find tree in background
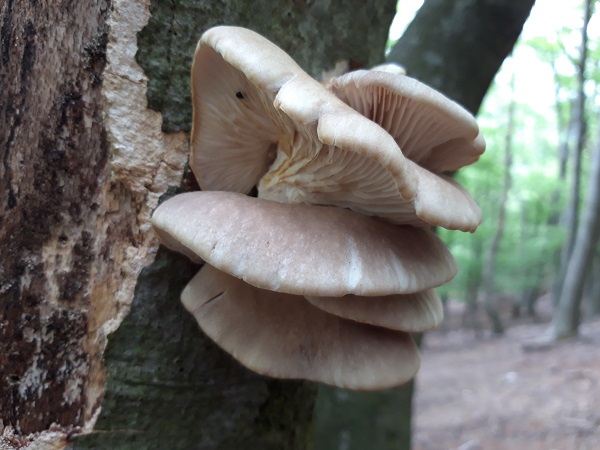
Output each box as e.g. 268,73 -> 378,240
549,0 -> 600,340
480,71 -> 516,336
437,0 -> 600,341
553,0 -> 594,309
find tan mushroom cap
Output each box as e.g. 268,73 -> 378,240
182,264 -> 421,390
325,70 -> 486,173
190,26 -> 482,231
305,289 -> 443,333
190,26 -> 303,194
151,191 -> 457,297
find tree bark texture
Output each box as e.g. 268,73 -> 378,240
387,0 -> 536,115
1,0 -> 113,434
1,0 -> 397,448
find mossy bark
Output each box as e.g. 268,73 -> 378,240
73,1 -> 396,449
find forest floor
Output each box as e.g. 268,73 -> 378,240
412,301 -> 600,450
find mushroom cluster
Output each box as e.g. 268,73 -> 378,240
152,26 -> 485,390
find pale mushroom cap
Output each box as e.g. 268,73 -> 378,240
151,191 -> 458,296
190,26 -> 482,232
412,164 -> 482,232
182,264 -> 421,390
305,289 -> 444,333
325,69 -> 486,172
191,26 -> 414,199
190,26 -> 300,194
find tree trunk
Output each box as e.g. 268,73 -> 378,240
0,0 -> 396,447
461,237 -> 484,335
1,0 -> 115,436
585,251 -> 600,316
517,204 -> 544,320
550,117 -> 600,339
553,0 -> 593,305
313,2 -> 535,448
480,73 -> 515,336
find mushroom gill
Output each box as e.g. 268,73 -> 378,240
151,26 -> 486,389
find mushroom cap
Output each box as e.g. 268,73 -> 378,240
325,69 -> 486,173
190,26 -> 482,232
305,289 -> 444,333
182,264 -> 421,390
151,191 -> 457,297
190,26 -> 303,194
191,26 -> 413,198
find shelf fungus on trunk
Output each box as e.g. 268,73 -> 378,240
151,26 -> 485,390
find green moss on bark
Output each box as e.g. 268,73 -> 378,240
137,0 -> 396,131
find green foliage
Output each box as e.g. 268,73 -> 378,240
441,4 -> 600,302
440,99 -> 567,299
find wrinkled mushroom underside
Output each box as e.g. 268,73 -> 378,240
152,191 -> 458,297
182,264 -> 421,390
190,27 -> 482,231
327,70 -> 486,172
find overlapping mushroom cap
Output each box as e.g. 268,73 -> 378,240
152,26 -> 485,390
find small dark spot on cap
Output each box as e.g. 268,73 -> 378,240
235,91 -> 245,99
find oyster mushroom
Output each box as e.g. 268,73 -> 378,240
190,26 -> 484,231
151,26 -> 486,389
152,191 -> 457,297
181,264 -> 421,390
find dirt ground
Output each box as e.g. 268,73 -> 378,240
412,304 -> 600,450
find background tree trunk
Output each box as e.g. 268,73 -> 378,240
461,238 -> 484,335
1,0 -> 396,448
584,251 -> 600,316
553,0 -> 593,305
480,72 -> 516,336
550,116 -> 600,339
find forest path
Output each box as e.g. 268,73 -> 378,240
413,313 -> 600,450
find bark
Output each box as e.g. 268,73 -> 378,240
314,383 -> 415,450
0,0 -> 396,448
550,118 -> 600,339
387,0 -> 536,114
314,332 -> 423,450
1,0 -> 113,434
